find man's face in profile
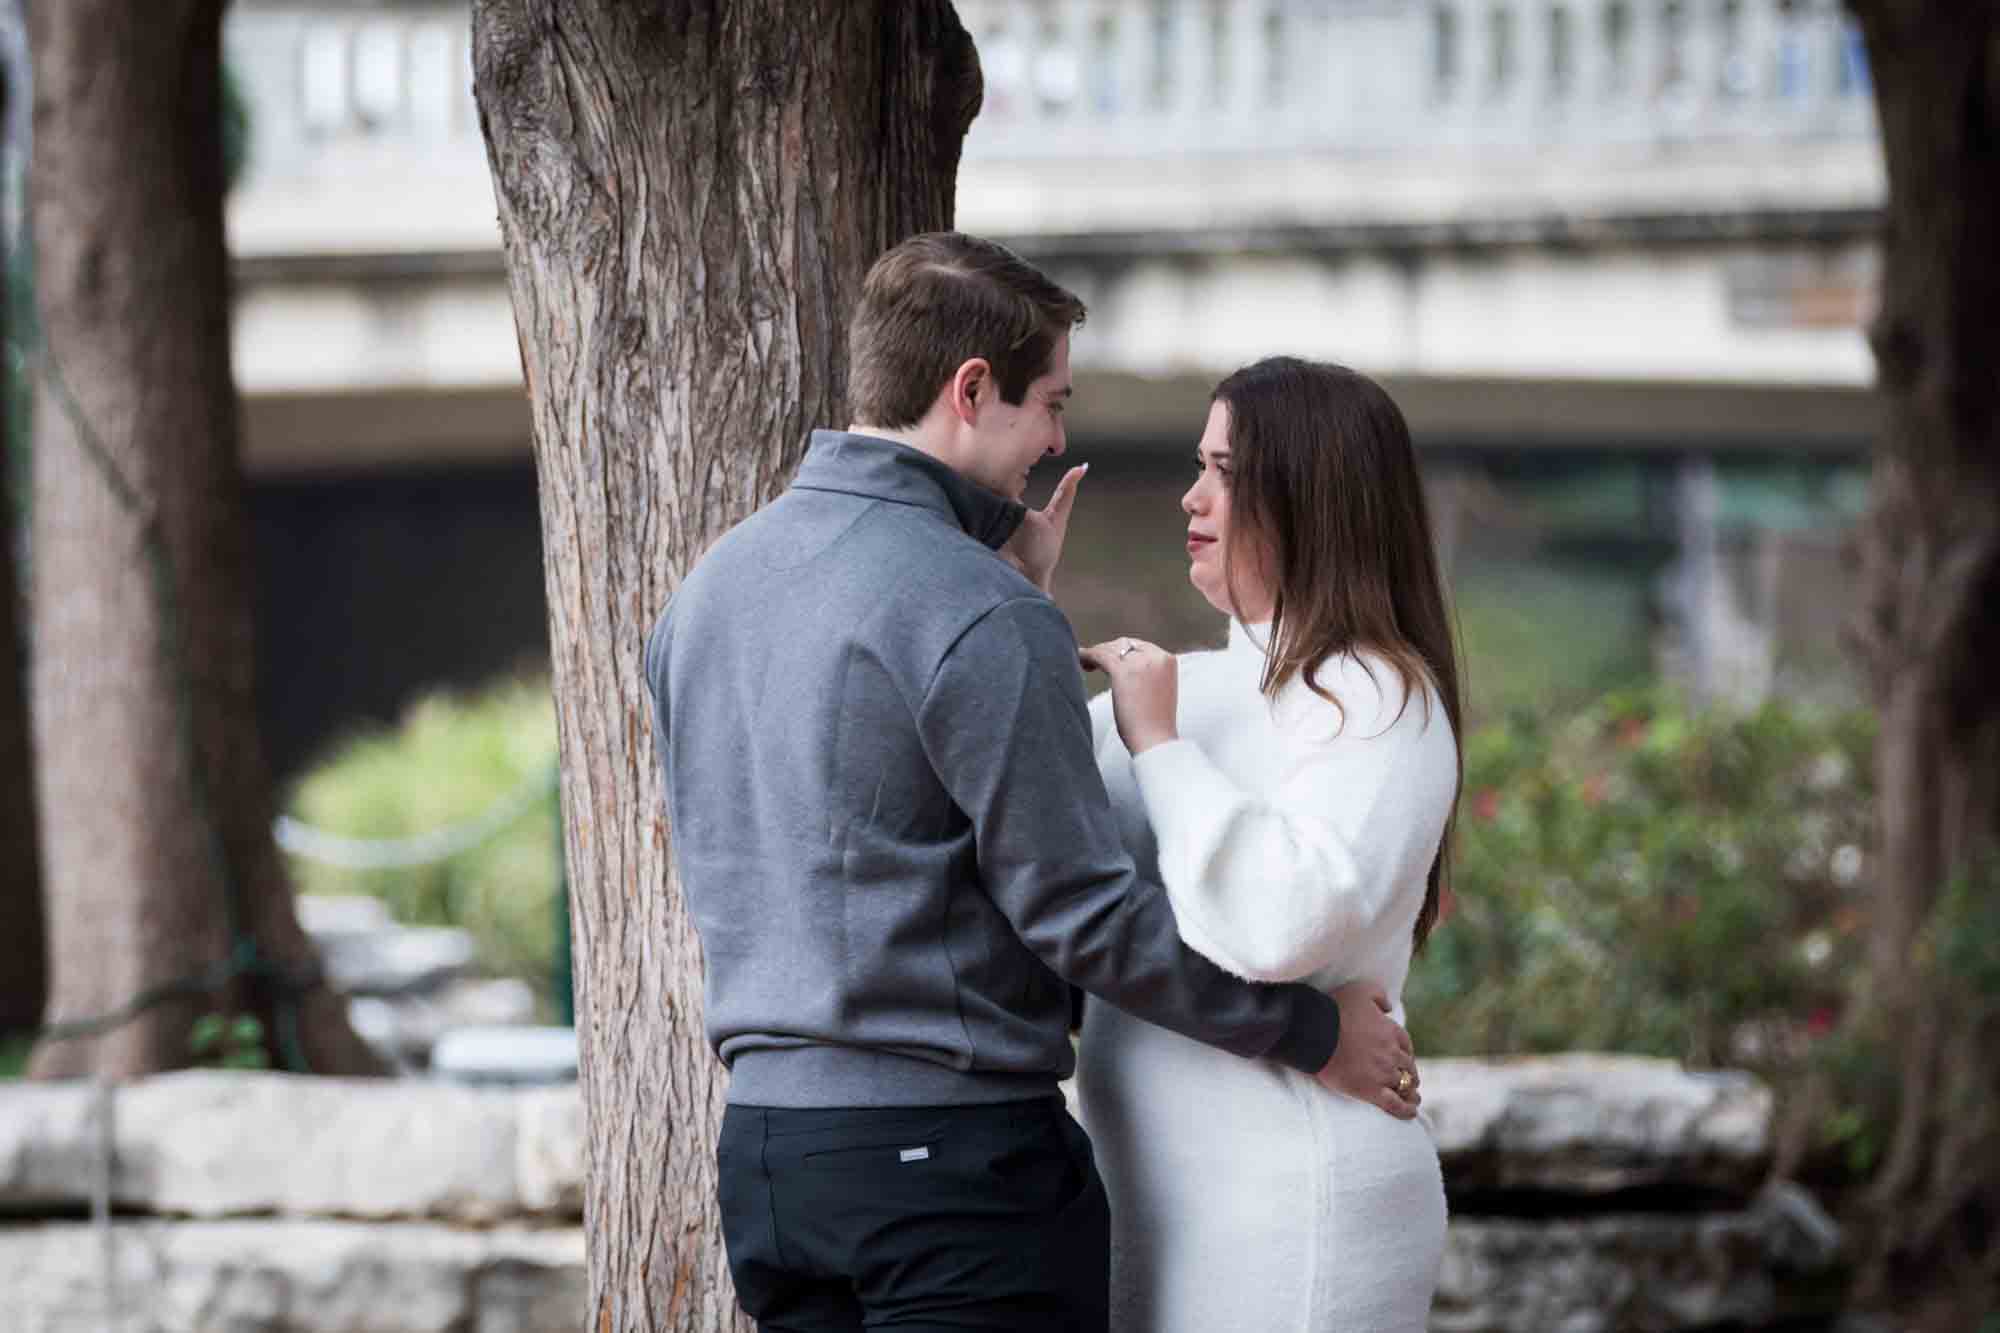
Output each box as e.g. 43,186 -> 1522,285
964,335 -> 1072,502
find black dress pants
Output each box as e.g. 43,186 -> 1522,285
716,1097 -> 1111,1332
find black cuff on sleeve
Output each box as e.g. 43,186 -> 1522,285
1265,985 -> 1340,1074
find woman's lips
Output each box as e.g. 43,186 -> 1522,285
1186,533 -> 1215,554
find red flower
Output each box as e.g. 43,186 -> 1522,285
1472,788 -> 1500,822
1804,1007 -> 1839,1038
1615,717 -> 1649,748
1581,774 -> 1609,806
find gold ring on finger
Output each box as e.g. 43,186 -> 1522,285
1395,1069 -> 1414,1097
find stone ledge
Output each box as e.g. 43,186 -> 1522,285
2,1055 -> 1771,1222
0,1219 -> 585,1333
1435,1184 -> 1844,1333
1424,1054 -> 1773,1198
0,1072 -> 583,1223
0,1187 -> 1838,1333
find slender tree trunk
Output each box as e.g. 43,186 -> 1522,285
0,38 -> 42,1032
1846,0 -> 2000,1294
24,0 -> 380,1079
472,4 -> 979,1325
0,484 -> 39,1035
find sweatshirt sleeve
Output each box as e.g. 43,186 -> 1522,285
916,597 -> 1339,1075
1130,674 -> 1447,983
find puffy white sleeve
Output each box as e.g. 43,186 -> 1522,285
1129,673 -> 1452,983
1088,687 -> 1117,756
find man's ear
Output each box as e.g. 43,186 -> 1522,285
947,357 -> 992,426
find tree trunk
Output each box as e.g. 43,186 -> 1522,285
1846,0 -> 2000,1294
0,36 -> 42,1036
0,483 -> 40,1036
24,0 -> 381,1079
471,3 -> 979,1325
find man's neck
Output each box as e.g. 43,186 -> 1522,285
846,421 -> 959,475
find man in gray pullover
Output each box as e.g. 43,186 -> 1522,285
646,232 -> 1419,1333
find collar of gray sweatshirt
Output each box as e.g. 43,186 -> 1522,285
645,430 -> 1339,1107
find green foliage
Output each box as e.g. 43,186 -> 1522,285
5,237 -> 35,532
1926,857 -> 2000,1018
283,677 -> 561,1006
1452,559 -> 1655,723
188,1012 -> 270,1071
221,63 -> 252,191
0,1031 -> 31,1079
1409,688 -> 1876,1070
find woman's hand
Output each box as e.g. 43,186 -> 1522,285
999,464 -> 1088,594
1080,636 -> 1178,755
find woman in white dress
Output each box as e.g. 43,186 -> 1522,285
1071,358 -> 1463,1332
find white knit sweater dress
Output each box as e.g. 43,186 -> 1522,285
1076,620 -> 1455,1332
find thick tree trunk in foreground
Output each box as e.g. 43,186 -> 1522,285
472,3 -> 979,1325
1846,0 -> 2000,1296
25,0 -> 380,1078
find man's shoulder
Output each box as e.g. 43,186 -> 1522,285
654,488 -> 1050,663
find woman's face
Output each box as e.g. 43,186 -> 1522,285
1182,400 -> 1276,623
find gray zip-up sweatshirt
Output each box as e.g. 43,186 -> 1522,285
645,430 -> 1340,1107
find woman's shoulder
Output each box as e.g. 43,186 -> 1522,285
1275,647 -> 1452,748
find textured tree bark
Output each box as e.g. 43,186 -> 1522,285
24,0 -> 381,1079
1846,0 -> 2000,1294
471,3 -> 979,1326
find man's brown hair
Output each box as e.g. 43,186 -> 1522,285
848,232 -> 1086,429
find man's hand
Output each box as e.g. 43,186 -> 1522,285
1315,981 -> 1420,1119
999,464 -> 1087,593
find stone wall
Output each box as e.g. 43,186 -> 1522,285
0,1055 -> 1844,1332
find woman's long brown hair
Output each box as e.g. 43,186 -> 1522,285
1212,357 -> 1464,952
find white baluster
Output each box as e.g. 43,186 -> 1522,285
300,23 -> 352,135
1629,0 -> 1665,108
1227,0 -> 1265,125
1496,0 -> 1520,107
1172,0 -> 1207,123
1804,0 -> 1843,113
407,21 -> 456,138
1572,0 -> 1610,106
1078,0 -> 1116,122
1112,0 -> 1152,126
1682,0 -> 1724,124
1515,0 -> 1550,114
1293,0 -> 1343,141
1739,0 -> 1779,107
1038,0 -> 1088,125
982,4 -> 1028,129
352,20 -> 404,129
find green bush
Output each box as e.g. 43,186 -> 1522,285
1410,688 -> 1876,1071
282,677 -> 561,1008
